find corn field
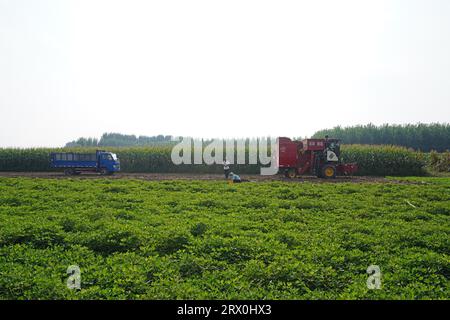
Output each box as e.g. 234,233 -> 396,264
0,145 -> 429,176
340,145 -> 426,176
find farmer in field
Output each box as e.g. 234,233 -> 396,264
223,159 -> 231,179
228,172 -> 242,183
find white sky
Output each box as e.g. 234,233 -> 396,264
1,0 -> 449,147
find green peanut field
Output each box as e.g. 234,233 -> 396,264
0,177 -> 448,299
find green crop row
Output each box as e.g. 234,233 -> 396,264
0,144 -> 428,176
0,178 -> 448,299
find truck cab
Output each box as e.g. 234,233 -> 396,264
97,151 -> 120,174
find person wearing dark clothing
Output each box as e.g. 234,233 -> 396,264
223,160 -> 231,179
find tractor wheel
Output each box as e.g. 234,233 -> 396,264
321,164 -> 336,179
285,168 -> 296,179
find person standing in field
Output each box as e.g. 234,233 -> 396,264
223,159 -> 231,179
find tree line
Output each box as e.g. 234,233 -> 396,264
312,123 -> 450,152
65,133 -> 174,147
66,123 -> 450,152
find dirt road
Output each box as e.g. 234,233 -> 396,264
0,171 -> 415,184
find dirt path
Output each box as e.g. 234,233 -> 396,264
0,171 -> 415,184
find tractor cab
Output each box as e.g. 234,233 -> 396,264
325,139 -> 340,153
324,138 -> 341,162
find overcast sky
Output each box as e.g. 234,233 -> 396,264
1,0 -> 449,147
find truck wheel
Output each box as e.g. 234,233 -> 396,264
321,164 -> 336,179
285,168 -> 296,179
100,168 -> 109,175
64,169 -> 73,176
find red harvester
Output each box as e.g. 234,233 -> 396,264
278,137 -> 358,179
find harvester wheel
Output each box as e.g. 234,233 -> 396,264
285,168 -> 296,179
321,164 -> 336,179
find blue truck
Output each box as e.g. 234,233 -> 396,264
50,150 -> 120,175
